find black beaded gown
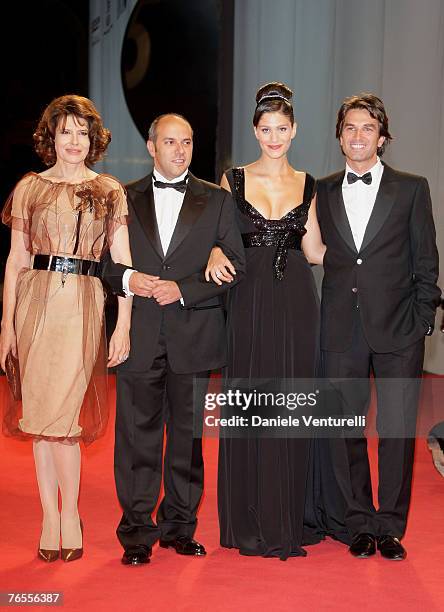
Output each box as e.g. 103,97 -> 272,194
218,168 -> 348,559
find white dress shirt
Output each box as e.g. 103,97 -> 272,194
153,169 -> 188,255
122,169 -> 188,296
342,158 -> 384,252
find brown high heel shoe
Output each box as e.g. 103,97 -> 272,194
38,548 -> 59,562
38,519 -> 60,562
61,519 -> 83,562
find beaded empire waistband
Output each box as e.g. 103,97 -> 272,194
242,230 -> 302,280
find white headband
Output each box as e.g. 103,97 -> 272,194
256,94 -> 291,106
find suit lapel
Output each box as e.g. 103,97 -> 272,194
327,172 -> 358,253
165,173 -> 208,259
131,174 -> 164,259
360,164 -> 398,253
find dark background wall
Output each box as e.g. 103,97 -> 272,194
121,0 -> 220,181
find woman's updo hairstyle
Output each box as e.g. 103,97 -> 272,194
253,82 -> 294,127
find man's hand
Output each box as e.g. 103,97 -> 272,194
152,280 -> 182,306
129,272 -> 160,297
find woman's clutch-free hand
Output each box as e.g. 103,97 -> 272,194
205,247 -> 236,286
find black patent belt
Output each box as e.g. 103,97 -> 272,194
32,255 -> 101,278
242,230 -> 302,280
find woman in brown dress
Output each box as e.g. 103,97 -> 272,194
0,95 -> 132,562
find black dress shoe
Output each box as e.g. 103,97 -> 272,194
377,536 -> 406,560
159,536 -> 206,556
121,545 -> 152,566
349,533 -> 376,558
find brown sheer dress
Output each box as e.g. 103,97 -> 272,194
1,172 -> 128,444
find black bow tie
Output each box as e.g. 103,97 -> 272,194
153,175 -> 189,194
347,171 -> 372,185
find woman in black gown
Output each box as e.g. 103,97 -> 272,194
207,82 -> 347,559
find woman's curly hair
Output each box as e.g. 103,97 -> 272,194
33,94 -> 111,166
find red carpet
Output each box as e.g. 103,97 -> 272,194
1,376 -> 443,611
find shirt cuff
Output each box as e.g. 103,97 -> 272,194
122,269 -> 136,297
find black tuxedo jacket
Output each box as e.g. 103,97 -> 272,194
317,163 -> 440,353
103,172 -> 245,373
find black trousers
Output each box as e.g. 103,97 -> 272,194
114,329 -> 209,550
322,315 -> 425,539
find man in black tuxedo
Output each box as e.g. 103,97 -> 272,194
103,113 -> 245,565
317,93 -> 440,560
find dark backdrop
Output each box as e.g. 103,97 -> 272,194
118,0 -> 233,181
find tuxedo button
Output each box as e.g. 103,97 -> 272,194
352,287 -> 358,293
356,258 -> 362,265
162,264 -> 171,271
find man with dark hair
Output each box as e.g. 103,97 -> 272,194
103,113 -> 245,566
317,93 -> 440,560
